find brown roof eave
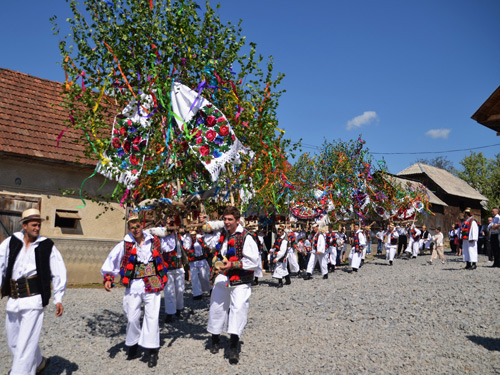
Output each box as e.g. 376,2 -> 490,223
0,151 -> 97,169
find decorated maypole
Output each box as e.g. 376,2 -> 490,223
53,0 -> 296,222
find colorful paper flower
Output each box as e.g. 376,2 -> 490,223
130,154 -> 140,165
199,145 -> 210,156
206,116 -> 216,127
112,138 -> 121,148
206,129 -> 216,141
219,125 -> 229,136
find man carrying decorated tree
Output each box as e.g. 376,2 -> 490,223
384,223 -> 399,266
101,215 -> 169,368
207,206 -> 260,364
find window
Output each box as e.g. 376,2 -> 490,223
55,210 -> 81,229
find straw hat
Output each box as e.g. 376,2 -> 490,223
20,208 -> 43,224
127,214 -> 140,223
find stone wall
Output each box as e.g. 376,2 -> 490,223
53,237 -> 119,284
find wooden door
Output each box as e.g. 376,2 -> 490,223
0,195 -> 41,242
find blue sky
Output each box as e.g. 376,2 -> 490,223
2,0 -> 500,174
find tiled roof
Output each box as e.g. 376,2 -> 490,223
0,68 -> 97,165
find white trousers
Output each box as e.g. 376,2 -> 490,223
349,248 -> 363,269
190,260 -> 211,297
163,268 -> 185,314
207,275 -> 251,337
273,261 -> 289,279
6,307 -> 44,375
306,252 -> 328,275
463,240 -> 478,262
385,244 -> 397,261
286,250 -> 300,273
123,290 -> 161,348
405,238 -> 414,253
412,241 -> 420,257
326,246 -> 337,266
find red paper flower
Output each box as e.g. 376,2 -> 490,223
132,136 -> 142,144
206,116 -> 216,127
157,264 -> 163,270
229,275 -> 240,282
228,238 -> 235,247
196,137 -> 203,144
120,127 -> 127,136
199,145 -> 210,156
122,276 -> 130,284
162,275 -> 167,282
130,248 -> 137,255
130,155 -> 140,165
152,250 -> 160,258
126,263 -> 134,270
217,117 -> 225,123
206,129 -> 216,141
228,256 -> 238,262
112,138 -> 121,148
219,125 -> 229,136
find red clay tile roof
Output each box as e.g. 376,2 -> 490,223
0,68 -> 101,166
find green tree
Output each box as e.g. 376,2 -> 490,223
52,0 -> 296,214
415,156 -> 457,175
458,152 -> 500,209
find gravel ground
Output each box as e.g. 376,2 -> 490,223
2,250 -> 500,375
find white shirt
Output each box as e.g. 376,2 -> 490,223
0,232 -> 67,311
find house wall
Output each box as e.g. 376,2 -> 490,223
0,156 -> 127,283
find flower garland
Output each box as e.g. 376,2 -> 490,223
352,232 -> 361,253
214,234 -> 242,283
461,219 -> 472,240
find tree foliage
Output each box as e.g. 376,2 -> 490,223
51,0 -> 298,215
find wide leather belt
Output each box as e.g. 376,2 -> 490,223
192,255 -> 206,262
10,275 -> 41,299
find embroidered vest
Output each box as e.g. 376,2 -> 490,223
325,232 -> 336,247
187,238 -> 209,262
223,229 -> 255,285
272,236 -> 288,262
352,231 -> 361,252
119,235 -> 167,293
461,219 -> 475,240
163,249 -> 183,270
384,231 -> 397,245
1,236 -> 53,307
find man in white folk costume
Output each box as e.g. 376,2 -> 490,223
325,224 -> 337,273
304,224 -> 328,280
183,230 -> 211,300
461,208 -> 479,270
285,229 -> 301,277
161,228 -> 186,323
101,215 -> 169,368
272,226 -> 291,288
207,206 -> 260,364
384,223 -> 399,266
0,208 -> 67,375
349,223 -> 366,273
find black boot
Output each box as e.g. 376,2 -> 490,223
303,273 -> 312,280
164,314 -> 174,324
127,344 -> 138,360
277,279 -> 283,288
176,309 -> 183,320
389,260 -> 393,266
253,277 -> 259,286
323,273 -> 328,280
470,262 -> 477,270
147,349 -> 158,368
464,261 -> 471,269
284,275 -> 291,285
229,334 -> 239,364
210,334 -> 220,354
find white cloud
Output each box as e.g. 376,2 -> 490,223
346,111 -> 378,130
425,129 -> 451,139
